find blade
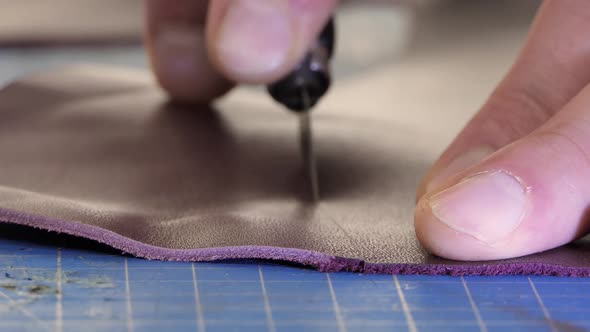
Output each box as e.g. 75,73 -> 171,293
299,89 -> 320,202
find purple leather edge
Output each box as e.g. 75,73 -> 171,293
2,208 -> 588,276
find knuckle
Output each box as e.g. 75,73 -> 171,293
473,87 -> 557,145
541,126 -> 590,172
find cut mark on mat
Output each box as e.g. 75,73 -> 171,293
0,288 -> 48,331
55,248 -> 63,332
394,275 -> 418,332
191,263 -> 206,332
124,258 -> 134,332
326,273 -> 347,332
528,277 -> 558,332
461,276 -> 487,332
258,264 -> 276,332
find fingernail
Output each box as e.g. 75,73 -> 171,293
215,0 -> 292,77
429,170 -> 528,245
154,25 -> 204,85
426,146 -> 495,193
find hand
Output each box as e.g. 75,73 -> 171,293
144,0 -> 337,103
415,0 -> 590,261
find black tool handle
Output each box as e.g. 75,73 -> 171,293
267,18 -> 335,112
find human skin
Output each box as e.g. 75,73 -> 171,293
145,0 -> 590,261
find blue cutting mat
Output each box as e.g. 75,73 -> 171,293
0,226 -> 587,332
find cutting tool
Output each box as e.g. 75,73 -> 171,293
267,18 -> 335,202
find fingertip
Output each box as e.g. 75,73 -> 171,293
415,204 -> 470,262
415,173 -> 433,203
149,24 -> 234,103
417,146 -> 496,203
415,170 -> 531,261
414,195 -> 505,261
206,0 -> 296,83
145,0 -> 234,103
206,0 -> 337,84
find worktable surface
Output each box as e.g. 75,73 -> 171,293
0,224 -> 585,332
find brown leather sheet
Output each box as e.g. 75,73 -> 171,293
0,66 -> 588,275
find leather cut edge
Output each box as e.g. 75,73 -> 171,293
0,208 -> 587,276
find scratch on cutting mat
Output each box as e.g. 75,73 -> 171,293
26,285 -> 57,296
0,284 -> 16,291
63,271 -> 114,288
500,305 -> 587,332
0,282 -> 58,298
0,266 -> 116,313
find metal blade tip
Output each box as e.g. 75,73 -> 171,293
299,90 -> 320,202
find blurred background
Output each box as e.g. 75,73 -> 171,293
0,0 -> 542,145
0,0 -> 540,83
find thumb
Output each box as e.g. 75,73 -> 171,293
418,0 -> 590,200
415,0 -> 590,260
416,83 -> 590,261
